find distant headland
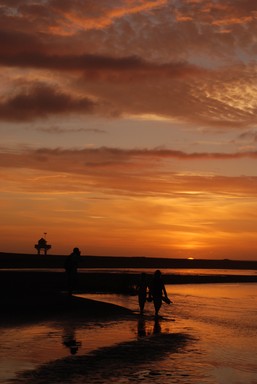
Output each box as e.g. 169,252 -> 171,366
0,251 -> 257,270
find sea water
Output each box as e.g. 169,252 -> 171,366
1,283 -> 257,384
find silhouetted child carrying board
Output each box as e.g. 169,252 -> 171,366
149,270 -> 171,317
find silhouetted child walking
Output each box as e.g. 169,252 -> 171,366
136,272 -> 149,315
149,270 -> 169,317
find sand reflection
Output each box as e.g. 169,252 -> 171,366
15,330 -> 190,384
62,323 -> 82,355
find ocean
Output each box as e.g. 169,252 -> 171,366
1,281 -> 257,383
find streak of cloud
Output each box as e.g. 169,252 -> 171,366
1,146 -> 257,170
0,83 -> 96,121
37,126 -> 106,134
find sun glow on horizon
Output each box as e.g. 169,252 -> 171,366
0,1 -> 257,260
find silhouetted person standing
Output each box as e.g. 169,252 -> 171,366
149,270 -> 168,317
65,247 -> 81,295
136,272 -> 149,315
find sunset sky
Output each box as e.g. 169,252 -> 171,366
1,0 -> 257,259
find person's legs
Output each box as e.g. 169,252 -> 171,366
153,297 -> 162,317
138,294 -> 146,314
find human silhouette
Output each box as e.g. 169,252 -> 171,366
149,270 -> 168,317
136,272 -> 149,315
64,247 -> 81,295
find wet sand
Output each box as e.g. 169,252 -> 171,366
0,266 -> 190,384
14,332 -> 191,384
0,262 -> 190,383
1,264 -> 257,384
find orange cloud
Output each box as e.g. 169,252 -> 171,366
177,0 -> 257,28
0,147 -> 257,197
57,0 -> 168,34
0,0 -> 168,37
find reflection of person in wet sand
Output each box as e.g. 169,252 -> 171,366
137,316 -> 147,337
136,272 -> 149,315
64,247 -> 81,295
153,317 -> 161,334
62,325 -> 82,355
137,316 -> 162,337
149,270 -> 169,317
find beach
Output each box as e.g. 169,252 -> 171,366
1,254 -> 257,383
1,282 -> 257,384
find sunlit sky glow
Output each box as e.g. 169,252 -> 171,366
0,0 -> 257,259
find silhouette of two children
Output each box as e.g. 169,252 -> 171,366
137,269 -> 171,317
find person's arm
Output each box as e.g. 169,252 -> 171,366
162,282 -> 168,297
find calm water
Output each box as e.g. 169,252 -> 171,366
1,283 -> 257,384
80,268 -> 257,276
1,268 -> 257,276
